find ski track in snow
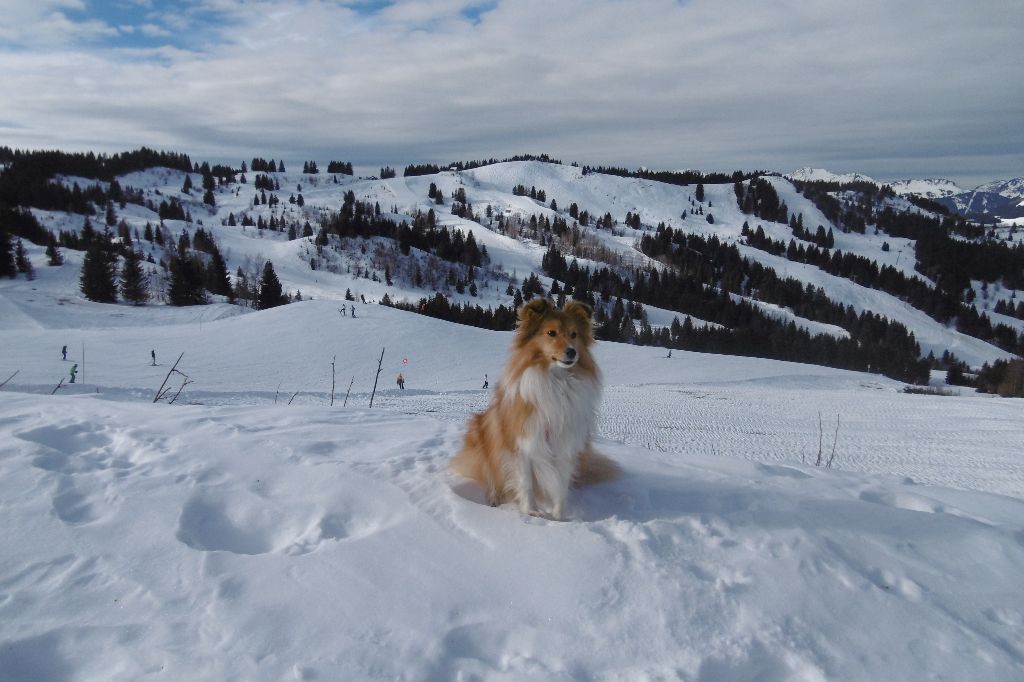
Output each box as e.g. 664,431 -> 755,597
2,393 -> 1023,680
370,381 -> 1024,501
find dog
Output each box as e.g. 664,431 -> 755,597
451,298 -> 621,520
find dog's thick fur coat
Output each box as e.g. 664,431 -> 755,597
451,298 -> 621,519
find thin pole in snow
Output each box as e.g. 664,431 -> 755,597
369,347 -> 385,408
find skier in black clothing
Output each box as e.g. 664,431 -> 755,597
62,345 -> 67,361
151,349 -> 156,366
483,374 -> 489,389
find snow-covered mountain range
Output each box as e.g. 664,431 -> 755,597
787,167 -> 878,185
5,156 -> 1021,372
887,178 -> 966,199
788,166 -> 1024,218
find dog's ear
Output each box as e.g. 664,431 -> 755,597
515,298 -> 553,339
518,297 -> 553,324
563,300 -> 593,325
563,300 -> 594,342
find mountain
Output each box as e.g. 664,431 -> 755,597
1,150 -> 1022,381
787,167 -> 877,184
788,167 -> 1024,219
934,178 -> 1024,219
886,176 -> 1024,220
888,178 -> 965,199
975,177 -> 1024,201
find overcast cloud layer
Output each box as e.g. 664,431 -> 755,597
0,0 -> 1021,186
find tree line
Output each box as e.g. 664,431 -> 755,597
402,154 -> 562,177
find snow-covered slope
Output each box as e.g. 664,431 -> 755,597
975,177 -> 1024,201
787,167 -> 877,184
2,291 -> 1024,681
933,177 -> 1024,218
15,159 -> 1022,369
888,178 -> 965,199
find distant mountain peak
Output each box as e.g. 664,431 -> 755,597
787,167 -> 878,185
973,177 -> 1024,200
888,178 -> 965,199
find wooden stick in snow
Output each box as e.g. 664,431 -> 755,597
153,352 -> 185,403
0,370 -> 19,389
343,376 -> 354,407
369,347 -> 385,408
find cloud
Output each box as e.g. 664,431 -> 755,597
0,0 -> 1021,185
0,0 -> 119,45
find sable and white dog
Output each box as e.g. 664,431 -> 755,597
451,298 -> 620,520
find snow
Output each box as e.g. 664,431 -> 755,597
4,158 -> 1024,677
975,177 -> 1024,201
786,168 -> 878,185
3,286 -> 1024,680
733,244 -> 1015,368
24,159 -> 1016,366
888,178 -> 966,199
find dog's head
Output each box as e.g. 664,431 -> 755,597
514,298 -> 594,368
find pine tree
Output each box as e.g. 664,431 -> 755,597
13,239 -> 34,279
206,249 -> 233,300
120,249 -> 149,305
695,183 -> 705,203
0,226 -> 16,278
257,261 -> 286,309
167,254 -> 207,306
79,242 -> 118,302
46,241 -> 64,266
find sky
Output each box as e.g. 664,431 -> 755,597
0,0 -> 1021,188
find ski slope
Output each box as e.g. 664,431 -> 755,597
2,285 -> 1024,680
27,160 -> 1016,367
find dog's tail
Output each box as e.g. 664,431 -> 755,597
574,447 -> 622,487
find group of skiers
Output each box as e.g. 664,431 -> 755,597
57,343 -> 491,394
59,346 -> 157,384
61,345 -> 78,383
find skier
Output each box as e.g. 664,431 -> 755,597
151,349 -> 156,366
69,364 -> 78,384
482,373 -> 489,389
396,373 -> 405,390
351,305 -> 356,318
62,345 -> 67,361
339,306 -> 346,317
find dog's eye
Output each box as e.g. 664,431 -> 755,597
547,330 -> 557,337
570,331 -> 577,339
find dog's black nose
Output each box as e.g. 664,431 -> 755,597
565,348 -> 577,359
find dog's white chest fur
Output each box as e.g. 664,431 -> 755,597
506,365 -> 600,518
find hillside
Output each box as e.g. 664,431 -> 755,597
2,150 -> 1023,387
2,290 -> 1024,680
